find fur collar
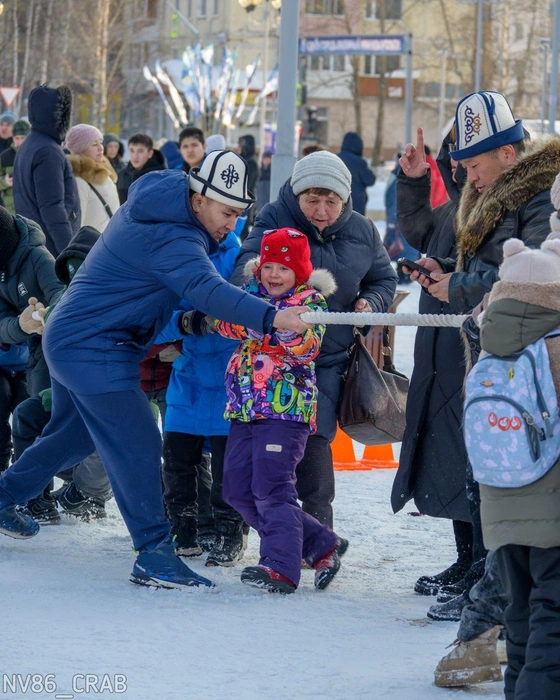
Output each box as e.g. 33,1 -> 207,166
243,256 -> 338,297
489,280 -> 560,313
456,137 -> 560,264
67,154 -> 117,184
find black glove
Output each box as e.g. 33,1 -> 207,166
180,310 -> 216,336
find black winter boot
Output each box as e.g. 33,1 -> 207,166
23,491 -> 60,525
428,591 -> 470,622
170,514 -> 203,557
415,561 -> 471,596
437,557 -> 486,603
205,520 -> 244,567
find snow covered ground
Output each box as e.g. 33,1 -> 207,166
1,287 -> 504,700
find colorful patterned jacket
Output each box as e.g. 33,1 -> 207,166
215,264 -> 337,432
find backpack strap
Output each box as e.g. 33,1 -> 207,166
88,183 -> 113,219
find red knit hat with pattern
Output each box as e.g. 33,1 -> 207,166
257,228 -> 313,285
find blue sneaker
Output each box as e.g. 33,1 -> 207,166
130,540 -> 214,589
0,505 -> 40,539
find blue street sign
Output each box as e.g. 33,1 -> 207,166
299,34 -> 409,56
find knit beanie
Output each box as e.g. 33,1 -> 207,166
452,91 -> 525,160
0,112 -> 16,126
499,237 -> 560,284
257,228 -> 313,285
66,124 -> 103,155
12,119 -> 30,137
205,134 -> 226,152
0,207 -> 21,271
291,151 -> 352,202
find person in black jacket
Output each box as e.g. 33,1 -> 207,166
117,133 -> 167,204
231,150 -> 397,527
0,112 -> 15,153
103,133 -> 125,175
391,126 -> 476,600
12,86 -> 80,257
337,132 -> 376,216
402,92 -> 560,624
0,206 -> 65,523
238,134 -> 259,240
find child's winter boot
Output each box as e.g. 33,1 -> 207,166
169,513 -> 203,557
434,626 -> 503,687
241,565 -> 296,594
313,537 -> 349,590
205,519 -> 244,567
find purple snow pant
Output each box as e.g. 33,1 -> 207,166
223,419 -> 336,587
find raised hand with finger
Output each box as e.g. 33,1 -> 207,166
399,127 -> 430,179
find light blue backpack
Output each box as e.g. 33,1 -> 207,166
464,331 -> 560,488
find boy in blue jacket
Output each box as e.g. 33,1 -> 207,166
0,151 -> 311,590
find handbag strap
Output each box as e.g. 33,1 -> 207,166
88,183 -> 113,219
381,326 -> 396,372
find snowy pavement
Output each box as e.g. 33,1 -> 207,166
0,286 -> 504,699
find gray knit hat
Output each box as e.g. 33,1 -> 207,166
291,151 -> 352,202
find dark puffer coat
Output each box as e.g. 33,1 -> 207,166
13,85 -> 80,256
337,132 -> 376,215
391,138 -> 471,521
0,215 -> 64,395
231,180 -> 398,441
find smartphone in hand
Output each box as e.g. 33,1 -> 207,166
397,257 -> 436,282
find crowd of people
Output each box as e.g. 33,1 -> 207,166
0,82 -> 559,698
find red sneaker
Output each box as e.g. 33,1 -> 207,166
241,565 -> 296,594
313,537 -> 349,590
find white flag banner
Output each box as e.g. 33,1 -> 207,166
143,65 -> 180,129
155,61 -> 189,126
246,65 -> 279,127
234,55 -> 260,122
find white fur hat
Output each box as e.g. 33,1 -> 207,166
189,150 -> 254,209
452,91 -> 524,160
499,238 -> 560,284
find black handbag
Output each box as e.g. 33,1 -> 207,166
338,328 -> 409,445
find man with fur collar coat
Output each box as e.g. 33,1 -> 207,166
404,92 -> 560,337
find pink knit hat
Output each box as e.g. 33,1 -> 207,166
66,124 -> 103,155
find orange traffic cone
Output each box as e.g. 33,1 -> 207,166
360,443 -> 399,469
331,428 -> 368,470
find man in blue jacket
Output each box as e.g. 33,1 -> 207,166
0,150 -> 311,589
13,85 -> 80,256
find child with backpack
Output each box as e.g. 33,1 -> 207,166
215,227 -> 347,594
463,232 -> 560,699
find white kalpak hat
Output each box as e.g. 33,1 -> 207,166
452,91 -> 525,161
189,150 -> 255,209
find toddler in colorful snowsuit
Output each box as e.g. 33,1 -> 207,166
215,227 -> 347,593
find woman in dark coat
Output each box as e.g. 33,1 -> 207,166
232,150 -> 397,527
390,130 -> 474,594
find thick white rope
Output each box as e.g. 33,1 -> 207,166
301,311 -> 466,327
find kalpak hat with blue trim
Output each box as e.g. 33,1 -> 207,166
189,150 -> 255,209
452,91 -> 525,161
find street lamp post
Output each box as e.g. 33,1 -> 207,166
438,48 -> 448,139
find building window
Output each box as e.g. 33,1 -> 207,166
332,54 -> 346,71
213,0 -> 219,15
514,23 -> 523,41
187,0 -> 192,17
197,0 -> 207,17
305,0 -> 344,14
147,0 -> 157,19
365,1 -> 403,20
364,54 -> 400,74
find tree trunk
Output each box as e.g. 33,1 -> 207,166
344,1 -> 362,135
92,0 -> 111,130
40,0 -> 55,85
16,0 -> 35,115
12,0 -> 19,87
